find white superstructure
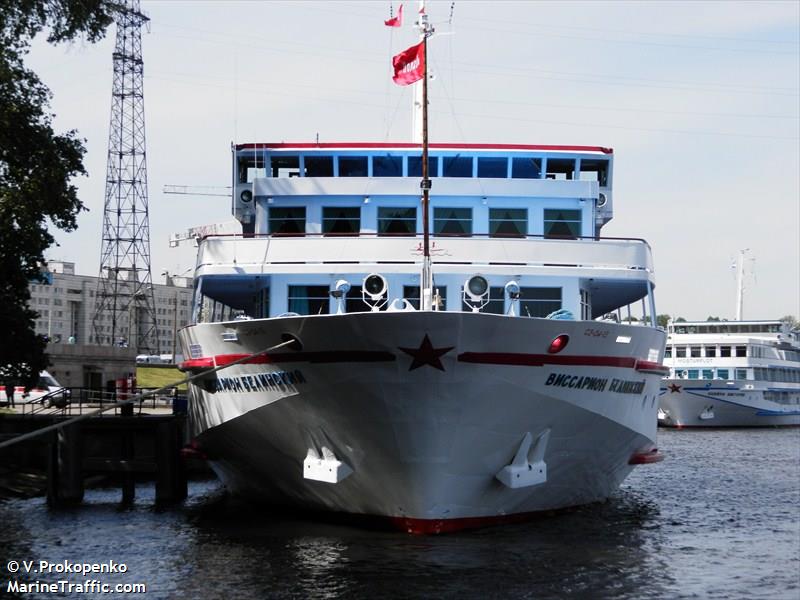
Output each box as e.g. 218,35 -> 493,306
659,320 -> 800,427
177,142 -> 668,533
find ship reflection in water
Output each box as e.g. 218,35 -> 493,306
0,428 -> 797,599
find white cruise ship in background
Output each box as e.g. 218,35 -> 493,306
659,320 -> 800,427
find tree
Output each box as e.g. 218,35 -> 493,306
706,316 -> 721,322
0,0 -> 114,387
656,314 -> 671,328
780,315 -> 798,330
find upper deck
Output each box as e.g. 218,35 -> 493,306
231,142 -> 614,238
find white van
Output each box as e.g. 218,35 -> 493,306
1,370 -> 66,404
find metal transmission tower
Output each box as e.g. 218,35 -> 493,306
92,0 -> 158,354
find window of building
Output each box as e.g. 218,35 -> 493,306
705,346 -> 717,358
269,155 -> 299,178
717,369 -> 729,379
404,285 -> 447,311
546,158 -> 575,180
701,369 -> 714,379
519,287 -> 561,318
323,207 -> 360,236
477,157 -> 508,178
442,156 -> 472,177
408,156 -> 439,177
434,208 -> 472,236
675,346 -> 687,358
690,346 -> 701,358
373,155 -> 403,177
544,209 -> 582,238
339,156 -> 369,177
511,157 -> 541,179
378,207 -> 417,236
269,207 -> 306,236
720,345 -> 732,357
735,345 -> 747,357
578,158 -> 609,187
489,208 -> 527,238
288,285 -> 329,315
304,156 -> 334,177
735,368 -> 747,380
461,286 -> 504,314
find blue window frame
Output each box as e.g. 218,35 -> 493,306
287,285 -> 329,315
511,157 -> 541,179
373,155 -> 403,177
442,156 -> 472,177
477,157 -> 508,178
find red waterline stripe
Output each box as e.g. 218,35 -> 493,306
457,353 -> 639,368
180,350 -> 396,370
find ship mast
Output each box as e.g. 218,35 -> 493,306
735,248 -> 750,321
418,2 -> 434,311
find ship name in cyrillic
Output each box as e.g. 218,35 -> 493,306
213,369 -> 306,393
544,373 -> 646,394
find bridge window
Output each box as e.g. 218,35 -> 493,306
664,346 -> 672,358
434,208 -> 472,236
461,286 -> 504,314
717,369 -> 729,380
512,157 -> 542,179
675,346 -> 686,357
408,156 -> 439,177
701,369 -> 713,380
544,209 -> 581,238
687,369 -> 699,379
304,156 -> 333,177
339,156 -> 368,177
373,155 -> 403,177
288,285 -> 329,315
378,207 -> 417,236
269,207 -> 306,236
442,156 -> 472,177
270,155 -> 299,178
736,369 -> 747,380
735,345 -> 747,357
478,157 -> 508,178
323,207 -> 360,236
690,346 -> 701,358
720,346 -> 731,357
705,346 -> 717,357
519,287 -> 561,318
579,158 -> 609,187
489,208 -> 527,237
546,158 -> 575,180
238,156 -> 267,183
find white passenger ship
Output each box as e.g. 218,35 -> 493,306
177,16 -> 667,533
659,320 -> 800,427
176,137 -> 670,532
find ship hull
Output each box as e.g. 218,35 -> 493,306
179,312 -> 666,532
659,379 -> 800,428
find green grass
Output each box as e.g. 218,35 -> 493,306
135,365 -> 187,390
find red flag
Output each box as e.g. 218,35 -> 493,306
392,41 -> 425,86
384,3 -> 403,27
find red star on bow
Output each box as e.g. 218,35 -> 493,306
398,334 -> 454,371
668,383 -> 682,393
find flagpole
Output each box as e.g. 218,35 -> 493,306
420,4 -> 433,311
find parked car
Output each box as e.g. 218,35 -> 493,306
1,370 -> 68,405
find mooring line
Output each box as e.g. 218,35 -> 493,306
0,338 -> 294,450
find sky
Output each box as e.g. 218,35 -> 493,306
26,0 -> 800,321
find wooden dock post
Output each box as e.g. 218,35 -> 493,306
46,424 -> 84,506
